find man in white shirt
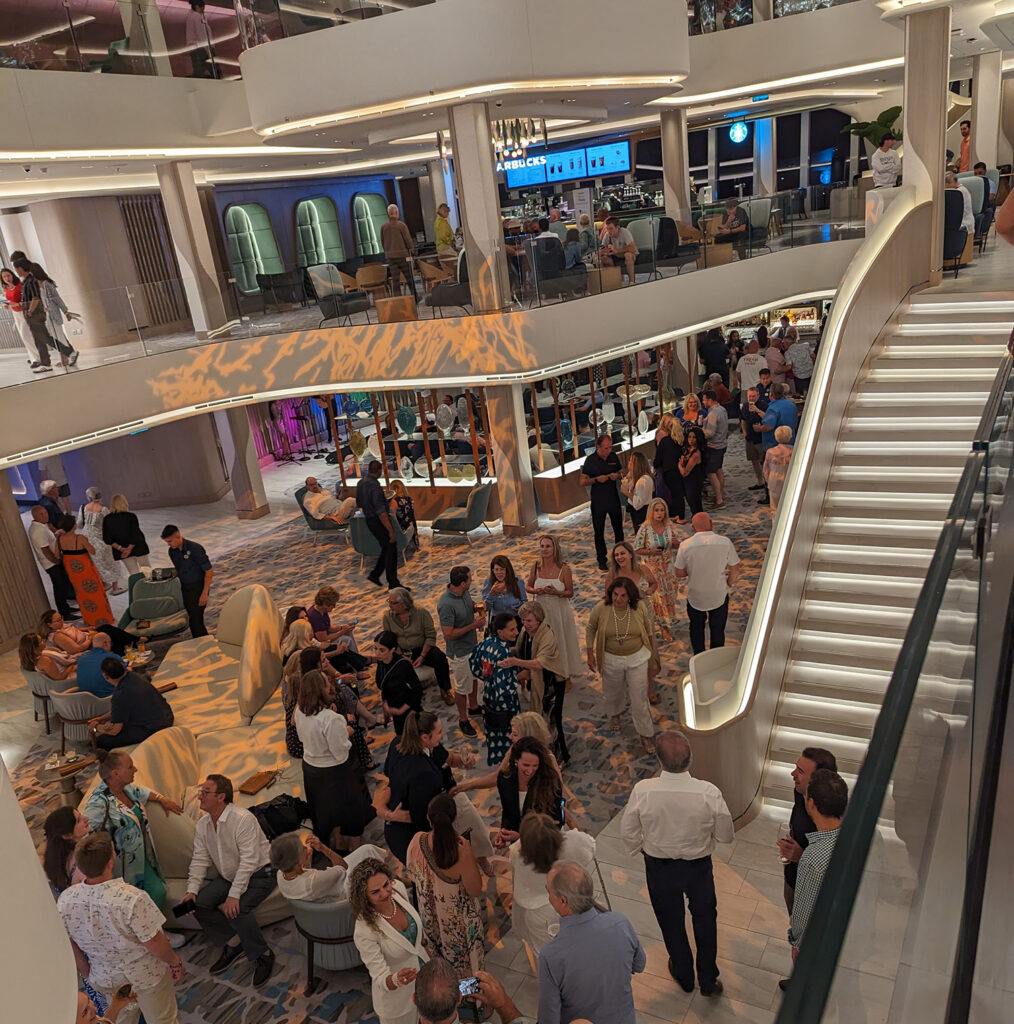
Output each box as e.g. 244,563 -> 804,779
870,134 -> 901,188
182,774 -> 276,984
27,503 -> 77,617
782,329 -> 814,393
59,832 -> 184,1024
674,512 -> 740,654
945,171 -> 975,234
737,338 -> 764,392
302,476 -> 356,524
621,730 -> 734,997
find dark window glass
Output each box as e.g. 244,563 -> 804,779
777,114 -> 801,168
688,129 -> 709,168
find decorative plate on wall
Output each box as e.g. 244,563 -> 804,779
461,464 -> 477,482
358,395 -> 373,417
367,433 -> 382,458
349,431 -> 367,459
414,457 -> 432,478
435,403 -> 455,433
457,396 -> 470,425
560,418 -> 574,446
637,410 -> 649,435
400,456 -> 414,479
344,398 -> 360,417
601,401 -> 616,425
447,464 -> 463,482
559,378 -> 576,399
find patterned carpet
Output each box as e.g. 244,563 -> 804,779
11,433 -> 775,1023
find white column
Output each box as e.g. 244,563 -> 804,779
428,158 -> 459,230
156,161 -> 228,339
484,384 -> 537,536
447,103 -> 511,313
1000,79 -> 1014,171
118,0 -> 173,76
799,110 -> 811,210
0,473 -> 49,652
971,50 -> 1003,169
660,108 -> 693,223
707,127 -> 718,195
215,407 -> 270,520
753,117 -> 777,195
902,6 -> 951,285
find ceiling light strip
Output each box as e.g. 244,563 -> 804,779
258,76 -> 684,137
0,146 -> 353,163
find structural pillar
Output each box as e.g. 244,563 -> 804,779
428,158 -> 460,231
484,384 -> 537,537
660,108 -> 693,223
971,50 -> 1003,169
0,473 -> 49,653
216,407 -> 270,520
902,5 -> 951,285
120,0 -> 173,76
753,117 -> 777,196
447,103 -> 512,313
999,79 -> 1014,171
156,162 -> 229,340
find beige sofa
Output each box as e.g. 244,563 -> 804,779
154,584 -> 283,734
102,723 -> 301,928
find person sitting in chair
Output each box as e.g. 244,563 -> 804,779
303,477 -> 356,525
713,198 -> 749,247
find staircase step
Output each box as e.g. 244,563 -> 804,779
798,599 -> 917,639
817,517 -> 943,546
763,762 -> 896,824
866,366 -> 999,383
784,661 -> 893,701
848,392 -> 990,415
771,727 -> 871,775
810,542 -> 934,576
823,492 -> 953,519
805,571 -> 923,606
828,465 -> 962,494
778,694 -> 882,739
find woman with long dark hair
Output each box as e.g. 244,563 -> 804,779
294,669 -> 373,851
495,736 -> 564,846
406,793 -> 484,976
481,555 -> 527,625
43,806 -> 90,892
469,612 -> 522,765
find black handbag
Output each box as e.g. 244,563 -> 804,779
483,707 -> 514,732
249,793 -> 311,839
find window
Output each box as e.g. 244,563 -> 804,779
295,197 -> 345,267
352,193 -> 390,257
223,203 -> 283,294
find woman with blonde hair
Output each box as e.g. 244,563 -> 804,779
79,487 -> 123,595
19,631 -> 76,683
620,451 -> 654,531
763,424 -> 795,511
654,414 -> 687,523
526,534 -> 582,679
679,392 -> 705,427
101,493 -> 151,578
633,499 -> 682,640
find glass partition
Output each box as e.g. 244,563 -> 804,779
775,356 -> 1014,1024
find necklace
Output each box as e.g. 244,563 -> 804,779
379,902 -> 399,921
611,604 -> 632,641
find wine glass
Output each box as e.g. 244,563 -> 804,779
777,822 -> 791,863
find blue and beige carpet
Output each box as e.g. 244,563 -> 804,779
11,434 -> 774,1023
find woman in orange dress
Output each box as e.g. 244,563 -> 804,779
56,514 -> 113,626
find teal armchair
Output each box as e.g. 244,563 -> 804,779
431,483 -> 495,543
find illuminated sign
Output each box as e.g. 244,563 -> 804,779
495,154 -> 547,174
502,140 -> 631,189
546,148 -> 587,182
585,142 -> 631,176
729,121 -> 749,144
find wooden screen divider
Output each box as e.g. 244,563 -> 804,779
417,391 -> 436,490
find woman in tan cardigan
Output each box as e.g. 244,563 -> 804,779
585,577 -> 655,754
502,601 -> 571,765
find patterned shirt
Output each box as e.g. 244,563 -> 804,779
788,826 -> 841,948
58,878 -> 167,992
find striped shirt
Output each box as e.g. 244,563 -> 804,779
788,826 -> 840,948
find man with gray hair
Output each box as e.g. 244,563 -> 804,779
380,202 -> 418,300
538,861 -> 645,1024
621,730 -> 734,997
413,957 -> 534,1024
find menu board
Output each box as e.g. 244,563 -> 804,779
546,148 -> 588,182
585,141 -> 631,176
503,139 -> 631,189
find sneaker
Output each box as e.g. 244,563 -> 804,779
700,981 -> 724,997
252,950 -> 275,986
37,365 -> 53,373
459,720 -> 477,737
468,705 -> 484,717
31,365 -> 46,374
209,944 -> 244,975
68,350 -> 79,365
167,931 -> 189,949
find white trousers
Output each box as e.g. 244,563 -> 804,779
14,312 -> 36,360
98,969 -> 178,1024
601,650 -> 653,738
121,554 -> 152,577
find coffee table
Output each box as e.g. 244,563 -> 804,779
39,755 -> 96,807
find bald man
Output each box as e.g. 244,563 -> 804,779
673,513 -> 740,654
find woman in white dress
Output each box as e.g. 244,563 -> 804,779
350,858 -> 429,1024
525,534 -> 583,680
509,813 -> 596,958
79,487 -> 124,594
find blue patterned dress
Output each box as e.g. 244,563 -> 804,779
469,636 -> 521,765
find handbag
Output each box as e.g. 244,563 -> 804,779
483,707 -> 514,732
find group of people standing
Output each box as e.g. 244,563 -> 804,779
1,250 -> 79,372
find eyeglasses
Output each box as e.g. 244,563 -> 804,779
198,788 -> 219,797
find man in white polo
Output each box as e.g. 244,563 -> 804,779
674,512 -> 740,654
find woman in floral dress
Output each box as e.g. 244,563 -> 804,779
633,498 -> 682,641
469,612 -> 522,765
406,793 -> 484,976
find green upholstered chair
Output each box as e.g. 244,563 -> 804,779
296,197 -> 345,267
431,483 -> 495,543
287,897 -> 363,995
224,203 -> 284,294
117,574 -> 189,639
295,485 -> 351,544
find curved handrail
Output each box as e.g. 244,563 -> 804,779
681,187 -> 930,734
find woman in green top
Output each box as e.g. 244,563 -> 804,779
382,587 -> 454,706
586,577 -> 656,754
84,750 -> 183,913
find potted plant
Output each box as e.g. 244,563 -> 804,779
841,106 -> 903,155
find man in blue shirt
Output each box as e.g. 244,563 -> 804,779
356,460 -> 403,590
74,633 -> 123,697
755,383 -> 798,506
538,862 -> 645,1024
91,660 -> 174,750
161,524 -> 213,638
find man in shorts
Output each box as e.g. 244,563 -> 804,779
437,566 -> 486,737
740,387 -> 769,494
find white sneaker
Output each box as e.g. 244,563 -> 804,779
167,932 -> 187,949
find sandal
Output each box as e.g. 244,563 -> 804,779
609,716 -> 622,732
641,736 -> 657,755
648,692 -> 660,706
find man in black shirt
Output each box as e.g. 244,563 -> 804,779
161,524 -> 213,638
91,659 -> 174,749
697,328 -> 730,387
357,460 -> 403,590
756,367 -> 772,402
580,434 -> 624,571
713,198 -> 749,251
775,745 -> 837,914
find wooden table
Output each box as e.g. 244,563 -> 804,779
39,755 -> 96,807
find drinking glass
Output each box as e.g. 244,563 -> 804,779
777,822 -> 791,863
